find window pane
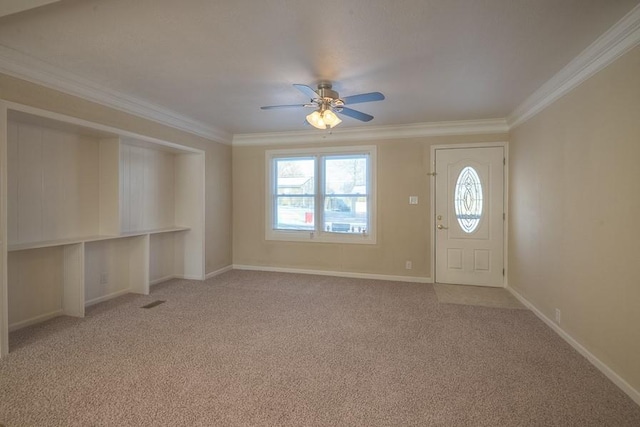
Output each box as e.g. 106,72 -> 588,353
275,158 -> 315,195
323,196 -> 368,234
267,148 -> 375,243
324,155 -> 368,195
454,166 -> 483,233
275,196 -> 315,230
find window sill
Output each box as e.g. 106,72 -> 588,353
266,230 -> 376,245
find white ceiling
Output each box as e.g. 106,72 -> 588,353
0,0 -> 638,139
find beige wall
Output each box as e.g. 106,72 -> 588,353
509,46 -> 640,392
0,73 -> 232,273
233,133 -> 507,278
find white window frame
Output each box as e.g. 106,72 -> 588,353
265,145 -> 377,244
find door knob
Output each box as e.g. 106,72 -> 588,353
437,224 -> 448,230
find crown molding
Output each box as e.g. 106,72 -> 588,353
0,45 -> 232,144
2,2 -> 638,144
508,4 -> 640,129
0,42 -> 504,147
232,118 -> 508,146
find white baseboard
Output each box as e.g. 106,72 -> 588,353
507,286 -> 640,406
9,309 -> 64,332
149,275 -> 178,286
180,274 -> 205,280
232,264 -> 433,283
85,289 -> 131,307
205,265 -> 233,279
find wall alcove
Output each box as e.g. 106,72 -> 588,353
0,102 -> 206,356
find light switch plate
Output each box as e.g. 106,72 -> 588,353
409,196 -> 418,205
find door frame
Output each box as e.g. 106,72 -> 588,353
430,142 -> 509,287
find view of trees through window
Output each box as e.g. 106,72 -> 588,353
274,155 -> 369,234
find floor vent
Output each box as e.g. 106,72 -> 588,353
141,300 -> 166,309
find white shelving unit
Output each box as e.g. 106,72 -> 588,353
0,102 -> 206,356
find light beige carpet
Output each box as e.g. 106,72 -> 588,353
1,271 -> 639,426
433,283 -> 527,309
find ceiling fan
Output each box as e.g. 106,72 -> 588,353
260,82 -> 385,129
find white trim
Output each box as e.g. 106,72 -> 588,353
180,274 -> 205,281
2,101 -> 204,155
233,264 -> 433,284
265,146 -> 377,245
149,275 -> 178,286
507,286 -> 640,406
233,119 -> 508,146
502,143 -> 509,288
430,142 -> 509,287
84,289 -> 131,307
205,265 -> 233,279
8,309 -> 63,332
0,45 -> 232,144
508,4 -> 640,128
0,4 -> 637,144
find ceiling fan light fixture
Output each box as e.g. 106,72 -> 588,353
306,108 -> 342,130
323,109 -> 342,128
306,110 -> 326,129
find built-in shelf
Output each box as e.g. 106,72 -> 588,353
120,226 -> 190,237
8,235 -> 114,252
1,101 -> 206,357
7,227 -> 190,252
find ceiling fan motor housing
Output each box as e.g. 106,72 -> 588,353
316,83 -> 344,110
316,82 -> 340,101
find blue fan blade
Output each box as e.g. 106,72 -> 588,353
293,84 -> 320,100
342,92 -> 385,105
338,107 -> 374,122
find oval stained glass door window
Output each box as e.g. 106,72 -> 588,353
454,166 -> 483,233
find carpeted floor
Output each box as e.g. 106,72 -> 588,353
1,270 -> 639,426
433,283 -> 527,310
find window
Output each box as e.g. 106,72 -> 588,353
273,157 -> 315,231
266,146 -> 376,244
454,166 -> 483,233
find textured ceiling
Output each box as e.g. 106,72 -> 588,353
0,0 -> 638,136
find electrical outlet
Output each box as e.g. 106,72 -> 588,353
100,272 -> 108,285
405,261 -> 412,270
555,308 -> 561,325
409,196 -> 418,205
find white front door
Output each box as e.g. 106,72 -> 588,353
434,147 -> 504,286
